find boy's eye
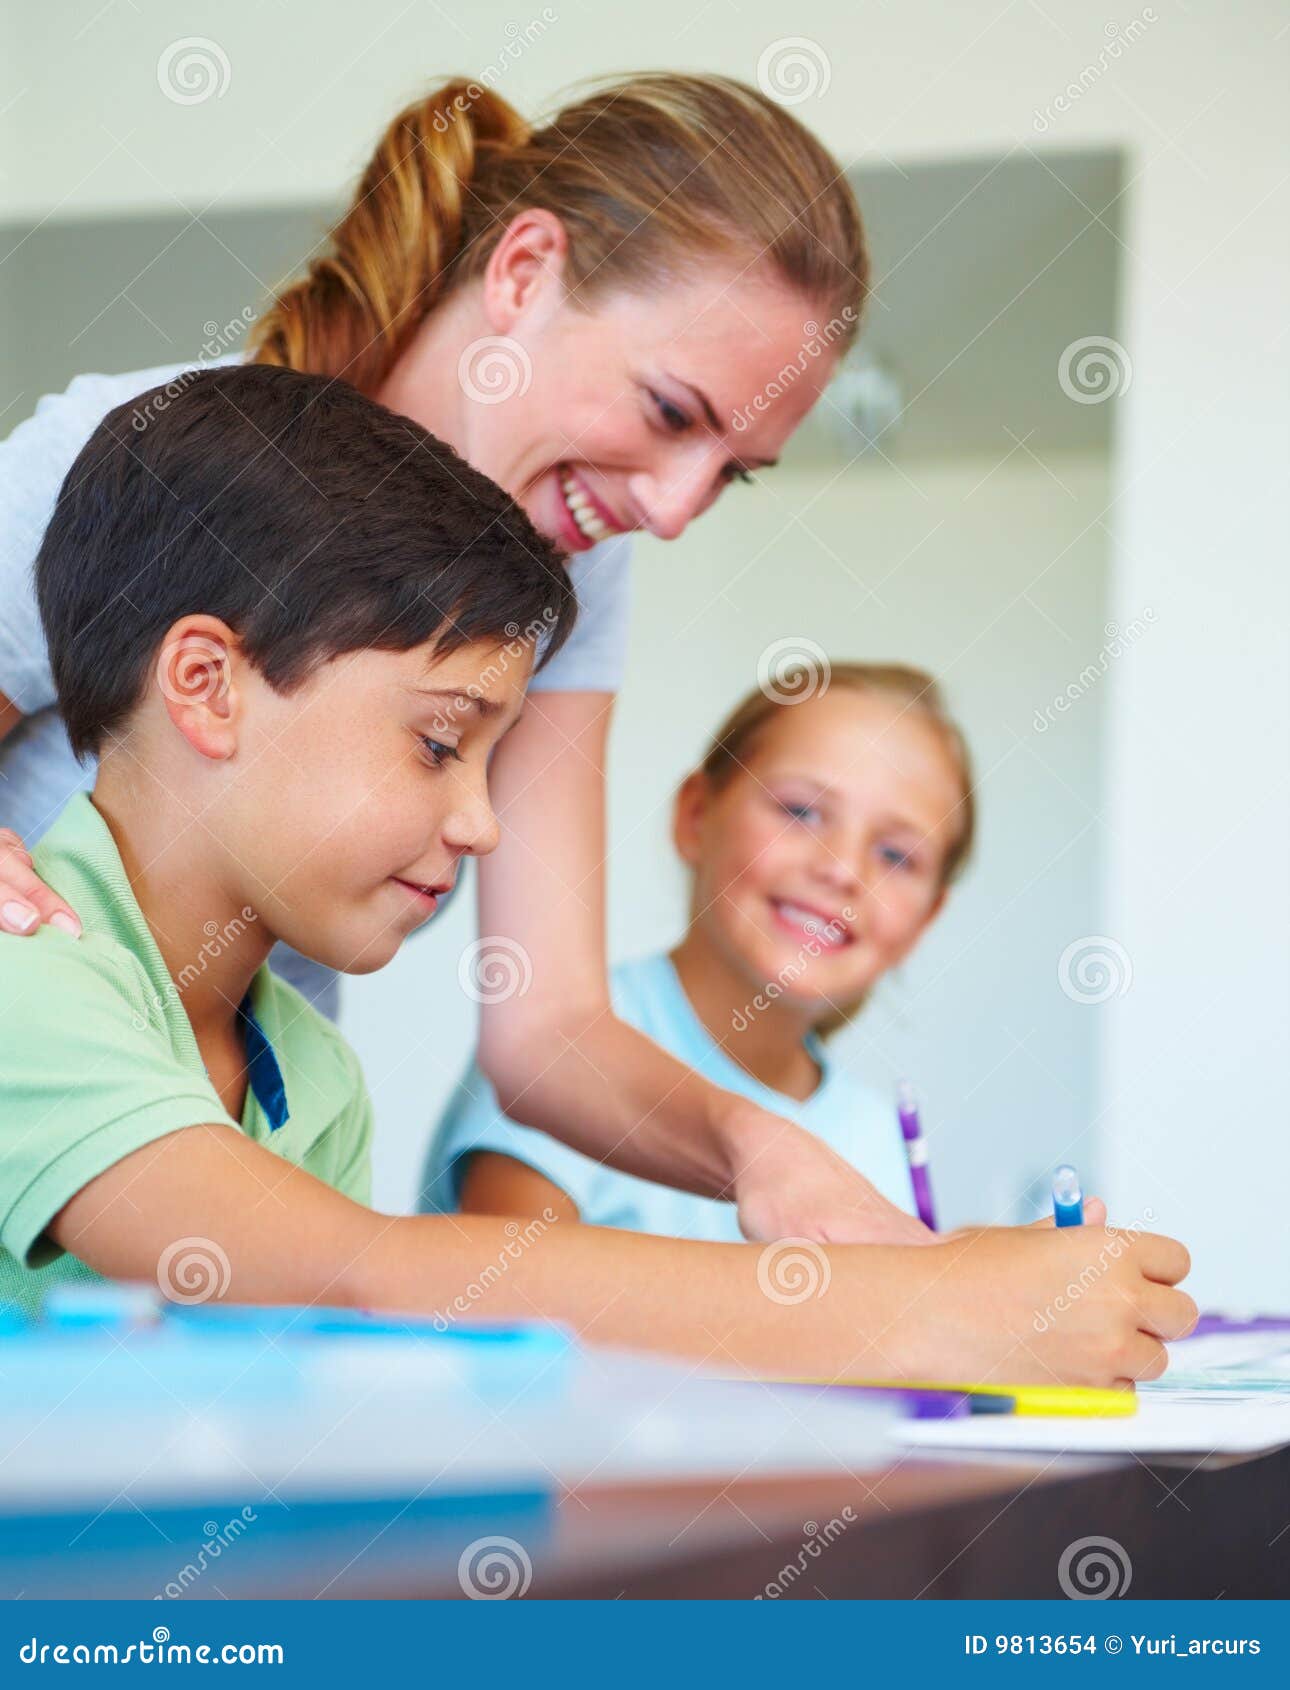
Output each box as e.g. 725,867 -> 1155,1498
650,389 -> 690,433
781,801 -> 820,824
419,735 -> 460,769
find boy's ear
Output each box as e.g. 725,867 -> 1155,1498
671,770 -> 711,867
153,616 -> 243,761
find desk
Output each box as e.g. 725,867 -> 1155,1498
359,1446 -> 1290,1600
7,1321 -> 1287,1601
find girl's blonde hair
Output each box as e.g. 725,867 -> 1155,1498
250,73 -> 868,395
696,662 -> 976,1039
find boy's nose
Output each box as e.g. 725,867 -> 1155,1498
442,784 -> 500,857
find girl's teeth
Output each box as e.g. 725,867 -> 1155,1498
560,470 -> 611,542
775,900 -> 846,945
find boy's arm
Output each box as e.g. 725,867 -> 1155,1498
51,1121 -> 1198,1387
458,1150 -> 580,1222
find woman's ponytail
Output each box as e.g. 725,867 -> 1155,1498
251,72 -> 867,395
250,80 -> 529,394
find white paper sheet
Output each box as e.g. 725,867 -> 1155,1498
891,1329 -> 1290,1456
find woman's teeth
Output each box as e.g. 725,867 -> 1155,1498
559,469 -> 613,544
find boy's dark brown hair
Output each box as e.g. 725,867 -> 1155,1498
36,363 -> 575,757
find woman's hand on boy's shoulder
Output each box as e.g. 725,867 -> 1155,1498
0,827 -> 81,936
727,1103 -> 935,1246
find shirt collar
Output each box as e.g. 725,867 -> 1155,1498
236,989 -> 290,1132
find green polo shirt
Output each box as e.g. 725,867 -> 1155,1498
0,793 -> 372,1318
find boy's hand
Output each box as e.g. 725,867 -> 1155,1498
0,827 -> 81,936
916,1223 -> 1198,1388
728,1102 -> 935,1246
1025,1195 -> 1108,1227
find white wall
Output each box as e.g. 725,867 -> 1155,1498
349,451 -> 1112,1218
7,0 -> 1287,1301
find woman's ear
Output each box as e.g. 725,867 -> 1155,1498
481,208 -> 570,331
153,616 -> 243,761
671,770 -> 711,868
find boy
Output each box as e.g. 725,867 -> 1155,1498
0,364 -> 1196,1385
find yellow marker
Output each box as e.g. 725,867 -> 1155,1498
783,1379 -> 1138,1417
992,1385 -> 1137,1418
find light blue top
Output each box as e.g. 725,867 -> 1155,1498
420,952 -> 915,1239
0,356 -> 634,1014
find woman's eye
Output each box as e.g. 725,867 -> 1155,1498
782,801 -> 820,824
650,389 -> 689,432
420,736 -> 459,769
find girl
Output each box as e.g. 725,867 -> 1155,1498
424,663 -> 974,1237
0,74 -> 925,1245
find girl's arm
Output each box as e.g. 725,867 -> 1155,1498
460,1151 -> 580,1221
0,688 -> 20,741
474,689 -> 929,1246
52,1121 -> 1197,1386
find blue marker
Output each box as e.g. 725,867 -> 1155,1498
1052,1163 -> 1084,1227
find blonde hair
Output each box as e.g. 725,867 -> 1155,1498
250,73 -> 868,395
695,662 -> 976,1039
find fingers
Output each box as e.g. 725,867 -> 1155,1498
0,833 -> 81,937
1128,1229 -> 1191,1287
1134,1280 -> 1200,1343
1106,1276 -> 1197,1386
1024,1194 -> 1105,1229
1115,1329 -> 1170,1383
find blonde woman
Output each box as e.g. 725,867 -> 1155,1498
0,74 -> 918,1243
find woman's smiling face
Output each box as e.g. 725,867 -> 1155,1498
489,268 -> 840,552
386,213 -> 844,553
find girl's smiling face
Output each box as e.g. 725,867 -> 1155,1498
674,688 -> 968,1017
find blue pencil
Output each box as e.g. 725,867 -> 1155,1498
1052,1163 -> 1084,1227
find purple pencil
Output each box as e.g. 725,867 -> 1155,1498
896,1079 -> 937,1231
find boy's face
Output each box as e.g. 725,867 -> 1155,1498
214,635 -> 532,974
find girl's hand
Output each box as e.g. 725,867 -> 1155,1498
0,828 -> 81,936
727,1100 -> 936,1245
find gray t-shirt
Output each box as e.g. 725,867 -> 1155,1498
0,358 -> 634,1016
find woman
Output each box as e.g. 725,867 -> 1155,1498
0,72 -> 923,1245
